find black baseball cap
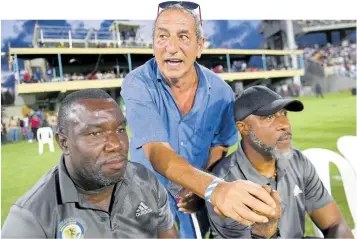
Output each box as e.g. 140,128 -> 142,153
234,85 -> 304,121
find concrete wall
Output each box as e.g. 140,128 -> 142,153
326,75 -> 356,93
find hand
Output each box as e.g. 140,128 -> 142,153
176,189 -> 204,214
210,180 -> 277,226
251,185 -> 282,238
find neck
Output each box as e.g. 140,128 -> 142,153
241,140 -> 277,178
165,66 -> 198,92
64,157 -> 115,197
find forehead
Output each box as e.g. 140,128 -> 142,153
68,98 -> 123,124
156,9 -> 195,31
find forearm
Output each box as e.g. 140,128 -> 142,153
323,222 -> 354,238
145,142 -> 216,198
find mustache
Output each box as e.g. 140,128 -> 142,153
277,132 -> 292,141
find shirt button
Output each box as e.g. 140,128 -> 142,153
180,142 -> 184,146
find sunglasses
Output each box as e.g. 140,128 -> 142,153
157,1 -> 202,25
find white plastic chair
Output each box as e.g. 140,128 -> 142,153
37,127 -> 55,155
302,148 -> 357,238
337,136 -> 357,178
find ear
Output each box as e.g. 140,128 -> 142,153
196,37 -> 205,59
56,132 -> 69,155
236,121 -> 250,137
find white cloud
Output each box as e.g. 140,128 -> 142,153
1,20 -> 26,41
203,21 -> 216,39
227,20 -> 244,29
221,31 -> 249,47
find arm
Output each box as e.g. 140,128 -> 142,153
309,201 -> 353,238
2,205 -> 47,238
122,76 -> 276,225
302,153 -> 353,238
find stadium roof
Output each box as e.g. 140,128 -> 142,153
109,21 -> 141,32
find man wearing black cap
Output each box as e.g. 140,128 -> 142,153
206,86 -> 353,238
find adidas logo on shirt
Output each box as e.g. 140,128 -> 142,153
135,202 -> 152,217
293,184 -> 302,196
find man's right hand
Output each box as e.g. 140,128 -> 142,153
210,180 -> 277,226
251,185 -> 282,238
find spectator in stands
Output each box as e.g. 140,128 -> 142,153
8,116 -> 19,143
23,71 -> 31,83
231,61 -> 240,72
213,65 -> 224,73
241,61 -> 247,72
121,2 -> 276,238
34,68 -> 42,82
206,86 -> 354,238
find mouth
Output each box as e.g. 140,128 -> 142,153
278,133 -> 292,142
103,156 -> 127,170
165,59 -> 183,66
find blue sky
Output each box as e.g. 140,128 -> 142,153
1,20 -> 262,50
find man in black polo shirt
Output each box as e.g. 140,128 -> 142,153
206,86 -> 353,238
2,89 -> 177,238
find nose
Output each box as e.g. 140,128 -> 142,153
105,132 -> 122,152
166,36 -> 179,55
277,116 -> 290,132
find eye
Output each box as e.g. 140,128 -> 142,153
88,132 -> 101,136
159,34 -> 168,39
117,127 -> 126,134
265,114 -> 275,120
180,35 -> 189,40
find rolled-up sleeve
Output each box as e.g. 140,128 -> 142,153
211,91 -> 238,147
121,74 -> 169,149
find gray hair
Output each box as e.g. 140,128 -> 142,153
152,3 -> 204,43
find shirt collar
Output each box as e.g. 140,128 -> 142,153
58,154 -> 130,204
58,154 -> 80,203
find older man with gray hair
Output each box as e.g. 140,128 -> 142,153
121,2 -> 277,237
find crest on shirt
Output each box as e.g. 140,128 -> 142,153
57,217 -> 85,239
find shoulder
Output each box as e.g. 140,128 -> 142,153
122,58 -> 156,89
125,162 -> 163,194
13,166 -> 58,215
289,148 -> 310,169
198,63 -> 234,99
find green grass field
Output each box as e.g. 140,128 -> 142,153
1,91 -> 356,235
